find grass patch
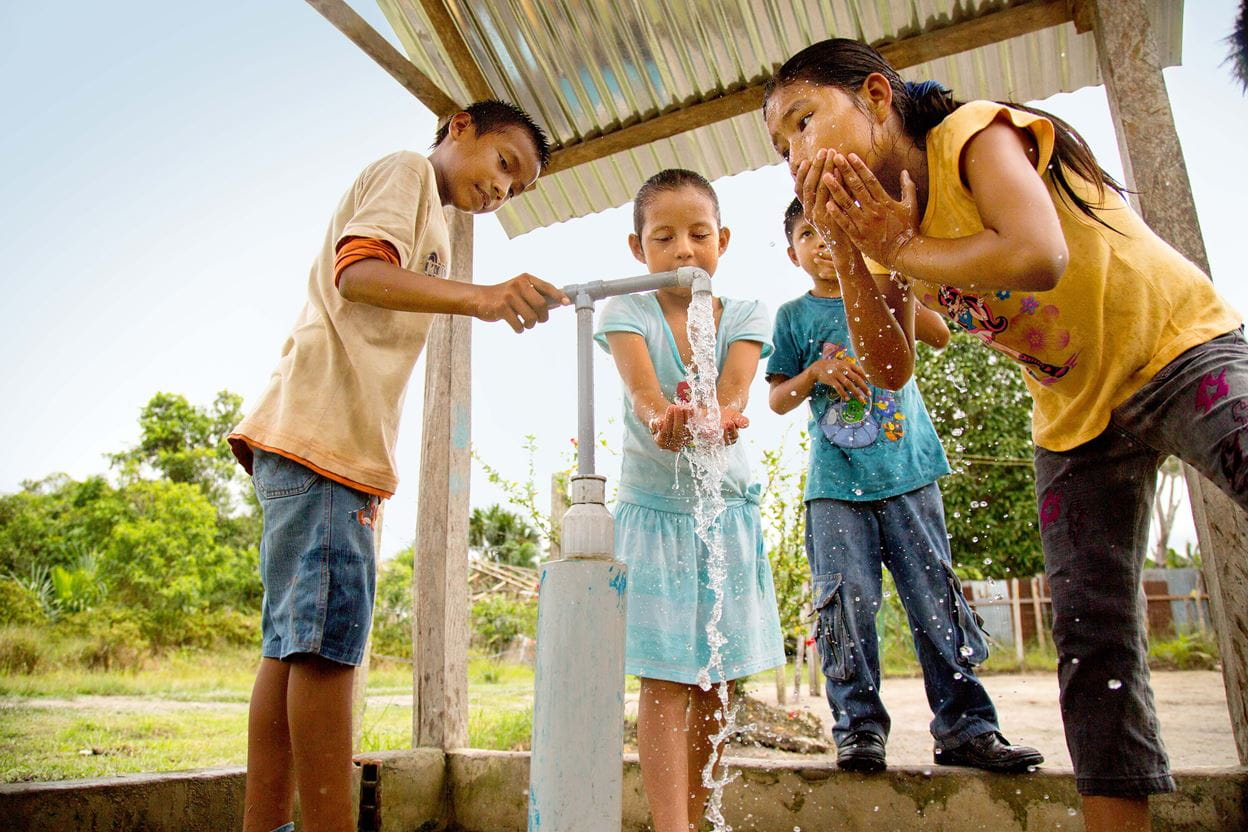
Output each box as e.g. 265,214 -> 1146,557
469,706 -> 532,751
1,650 -> 543,781
0,703 -> 247,782
0,646 -> 258,701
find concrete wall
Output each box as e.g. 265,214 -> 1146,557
0,748 -> 445,832
449,752 -> 1248,832
3,749 -> 1244,831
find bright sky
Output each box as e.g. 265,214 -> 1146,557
2,1 -> 1244,558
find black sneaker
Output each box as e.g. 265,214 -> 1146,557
836,730 -> 887,772
934,731 -> 1044,773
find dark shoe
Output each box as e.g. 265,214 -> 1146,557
934,731 -> 1044,773
837,730 -> 887,772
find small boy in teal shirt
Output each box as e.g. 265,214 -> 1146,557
767,199 -> 1042,774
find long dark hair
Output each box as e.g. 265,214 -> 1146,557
764,38 -> 1126,229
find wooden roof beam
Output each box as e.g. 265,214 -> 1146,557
418,0 -> 494,102
544,0 -> 1073,176
306,0 -> 461,117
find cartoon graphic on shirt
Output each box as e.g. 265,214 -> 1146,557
817,343 -> 906,448
931,286 -> 1078,385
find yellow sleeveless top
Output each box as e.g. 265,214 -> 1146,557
908,101 -> 1240,452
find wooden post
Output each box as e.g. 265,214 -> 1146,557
1030,576 -> 1046,652
774,664 -> 787,706
1089,0 -> 1248,764
353,504 -> 385,752
793,632 -> 805,700
411,208 -> 472,750
808,636 -> 820,695
1009,578 -> 1025,667
548,472 -> 569,560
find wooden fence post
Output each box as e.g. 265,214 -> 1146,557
1009,578 -> 1025,668
1030,576 -> 1046,652
549,472 -> 569,560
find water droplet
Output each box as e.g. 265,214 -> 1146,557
1108,679 -> 1123,690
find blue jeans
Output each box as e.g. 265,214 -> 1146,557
805,482 -> 999,747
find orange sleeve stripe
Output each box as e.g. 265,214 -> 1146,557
334,237 -> 401,287
228,434 -> 393,500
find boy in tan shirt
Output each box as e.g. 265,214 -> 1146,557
228,100 -> 566,832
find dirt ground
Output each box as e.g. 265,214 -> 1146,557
721,670 -> 1239,769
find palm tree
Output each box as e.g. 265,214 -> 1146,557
469,504 -> 540,568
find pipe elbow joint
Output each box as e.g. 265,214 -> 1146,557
676,266 -> 712,296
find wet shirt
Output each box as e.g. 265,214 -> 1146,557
767,293 -> 950,502
229,151 -> 450,497
910,101 -> 1241,452
594,293 -> 772,513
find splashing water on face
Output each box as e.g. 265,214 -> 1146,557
683,289 -> 739,832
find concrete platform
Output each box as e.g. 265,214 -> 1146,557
2,749 -> 1244,831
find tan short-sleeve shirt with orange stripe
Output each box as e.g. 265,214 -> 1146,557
908,101 -> 1240,452
229,151 -> 450,497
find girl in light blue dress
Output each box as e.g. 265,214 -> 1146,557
595,168 -> 785,832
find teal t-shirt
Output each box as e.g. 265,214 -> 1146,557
594,293 -> 773,513
766,292 -> 950,502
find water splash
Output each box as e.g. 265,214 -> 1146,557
683,290 -> 739,832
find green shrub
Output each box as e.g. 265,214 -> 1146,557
1149,631 -> 1220,671
470,595 -> 537,654
60,608 -> 149,671
0,626 -> 49,674
160,608 -> 259,649
0,578 -> 45,626
371,547 -> 414,660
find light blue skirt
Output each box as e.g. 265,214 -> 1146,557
614,500 -> 785,685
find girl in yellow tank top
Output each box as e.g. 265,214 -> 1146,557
763,38 -> 1245,832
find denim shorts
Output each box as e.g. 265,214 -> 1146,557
1034,329 -> 1248,797
252,448 -> 378,667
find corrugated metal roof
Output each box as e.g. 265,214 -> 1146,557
376,0 -> 1183,237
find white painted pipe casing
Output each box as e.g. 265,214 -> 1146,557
562,476 -> 613,559
528,559 -> 628,832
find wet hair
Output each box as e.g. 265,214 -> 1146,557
783,197 -> 805,244
764,38 -> 1126,230
632,168 -> 721,236
433,99 -> 551,167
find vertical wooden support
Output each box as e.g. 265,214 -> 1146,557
548,472 -> 569,560
808,637 -> 820,694
793,633 -> 805,699
1089,0 -> 1248,764
353,505 -> 385,752
412,208 -> 472,750
1030,576 -> 1046,652
1010,578 -> 1025,666
774,664 -> 788,706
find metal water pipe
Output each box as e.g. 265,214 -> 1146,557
528,266 -> 711,832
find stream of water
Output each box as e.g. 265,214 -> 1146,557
684,289 -> 739,832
